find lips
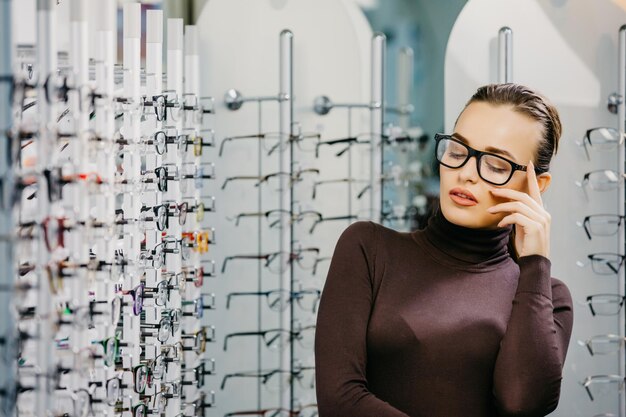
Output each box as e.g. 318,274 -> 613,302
449,187 -> 478,203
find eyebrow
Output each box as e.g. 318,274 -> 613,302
451,132 -> 516,160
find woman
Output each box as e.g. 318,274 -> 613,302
314,83 -> 574,417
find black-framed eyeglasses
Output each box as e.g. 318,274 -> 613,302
114,363 -> 148,394
580,374 -> 625,401
137,204 -> 168,231
218,129 -> 320,157
576,127 -> 624,161
181,359 -> 216,389
434,133 -> 545,186
578,214 -> 626,240
314,133 -> 375,158
223,324 -> 316,352
229,207 -> 322,229
223,407 -> 299,417
577,253 -> 626,275
221,247 -> 320,274
220,367 -> 315,391
311,178 -> 369,200
225,288 -> 321,313
255,167 -> 319,188
575,169 -> 626,194
584,294 -> 626,316
577,334 -> 626,356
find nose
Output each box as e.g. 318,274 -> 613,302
457,155 -> 480,183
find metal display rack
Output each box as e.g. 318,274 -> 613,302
0,1 -> 217,416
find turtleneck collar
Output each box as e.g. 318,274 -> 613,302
416,206 -> 513,268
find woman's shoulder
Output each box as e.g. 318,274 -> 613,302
338,220 -> 411,244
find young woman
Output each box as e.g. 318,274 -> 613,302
314,83 -> 574,417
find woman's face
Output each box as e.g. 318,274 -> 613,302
439,101 -> 552,229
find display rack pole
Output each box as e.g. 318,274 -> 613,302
498,27 -> 513,84
145,8 -> 164,412
393,46 -> 414,214
166,16 -> 185,414
35,0 -> 57,413
68,0 -> 90,395
618,24 -> 626,417
370,33 -> 385,223
279,29 -> 294,412
0,0 -> 14,416
396,47 -> 413,131
122,2 -> 142,410
183,22 -> 202,405
93,2 -> 117,414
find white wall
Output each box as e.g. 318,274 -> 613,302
446,1 -> 626,415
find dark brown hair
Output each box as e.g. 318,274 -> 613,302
457,83 -> 562,262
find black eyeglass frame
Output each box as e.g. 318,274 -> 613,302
434,133 -> 546,186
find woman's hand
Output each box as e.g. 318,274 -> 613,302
486,160 -> 551,258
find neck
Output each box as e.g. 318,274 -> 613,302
421,206 -> 513,266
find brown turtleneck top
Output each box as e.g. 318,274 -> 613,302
314,209 -> 574,417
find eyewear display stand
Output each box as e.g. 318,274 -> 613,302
0,1 -> 218,416
222,29 -> 295,413
572,24 -> 626,417
35,1 -> 56,414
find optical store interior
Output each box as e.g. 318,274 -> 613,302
1,0 -> 626,416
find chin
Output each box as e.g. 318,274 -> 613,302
441,201 -> 488,229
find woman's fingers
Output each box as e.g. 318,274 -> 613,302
487,201 -> 546,224
489,187 -> 544,213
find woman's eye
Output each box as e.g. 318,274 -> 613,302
486,163 -> 507,173
448,152 -> 466,159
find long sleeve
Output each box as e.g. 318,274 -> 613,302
492,254 -> 574,417
314,221 -> 410,417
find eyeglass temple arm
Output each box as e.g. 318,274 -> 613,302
254,172 -> 289,187
223,331 -> 268,351
218,134 -> 264,157
309,215 -> 358,234
222,254 -> 270,273
220,373 -> 260,390
226,291 -> 268,309
222,176 -> 263,190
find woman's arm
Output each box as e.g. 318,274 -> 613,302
492,254 -> 574,417
314,221 -> 410,417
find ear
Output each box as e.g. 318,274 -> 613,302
536,172 -> 551,194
